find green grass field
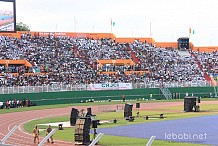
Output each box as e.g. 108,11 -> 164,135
21,99 -> 218,146
23,115 -> 207,146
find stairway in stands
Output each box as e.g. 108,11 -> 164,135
130,50 -> 140,64
190,51 -> 212,82
74,46 -> 92,67
160,87 -> 172,100
203,72 -> 212,81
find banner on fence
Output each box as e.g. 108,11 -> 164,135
88,83 -> 132,91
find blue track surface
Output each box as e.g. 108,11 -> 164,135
97,115 -> 218,145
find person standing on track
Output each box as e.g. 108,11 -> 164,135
33,125 -> 40,144
46,125 -> 54,143
122,94 -> 125,102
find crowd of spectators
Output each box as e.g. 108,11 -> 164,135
130,40 -> 206,85
0,34 -> 213,87
193,50 -> 218,76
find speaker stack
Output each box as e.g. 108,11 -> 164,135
86,107 -> 92,117
124,103 -> 133,118
74,117 -> 91,145
70,108 -> 78,126
136,103 -> 140,108
92,120 -> 98,129
198,98 -> 201,103
184,96 -> 197,112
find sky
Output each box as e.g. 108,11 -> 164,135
15,0 -> 218,46
0,1 -> 13,11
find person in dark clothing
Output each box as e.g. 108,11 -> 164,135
46,125 -> 54,143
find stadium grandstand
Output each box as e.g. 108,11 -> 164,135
0,31 -> 217,94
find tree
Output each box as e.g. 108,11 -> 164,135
16,22 -> 30,31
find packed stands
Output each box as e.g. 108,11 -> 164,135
130,40 -> 206,84
0,33 -> 214,88
193,51 -> 218,76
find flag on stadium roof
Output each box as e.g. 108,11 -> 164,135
111,19 -> 115,27
189,27 -> 195,34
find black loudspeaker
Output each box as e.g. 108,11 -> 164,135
136,103 -> 140,108
128,116 -> 135,122
86,107 -> 92,117
124,103 -> 133,118
198,98 -> 201,103
92,120 -> 98,128
70,108 -> 78,126
184,97 -> 196,112
75,117 -> 91,145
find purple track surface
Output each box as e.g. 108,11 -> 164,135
97,115 -> 218,145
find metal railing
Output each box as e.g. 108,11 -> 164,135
38,129 -> 56,146
89,133 -> 104,146
146,136 -> 156,146
160,87 -> 172,100
0,80 -> 214,94
0,126 -> 18,145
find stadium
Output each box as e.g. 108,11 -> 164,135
0,31 -> 218,146
1,0 -> 218,146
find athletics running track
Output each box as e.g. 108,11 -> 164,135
0,101 -> 217,146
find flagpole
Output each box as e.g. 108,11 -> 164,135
74,16 -> 76,32
150,21 -> 152,46
111,17 -> 112,33
110,18 -> 112,39
150,21 -> 151,38
189,27 -> 191,50
189,27 -> 190,38
92,25 -> 94,33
